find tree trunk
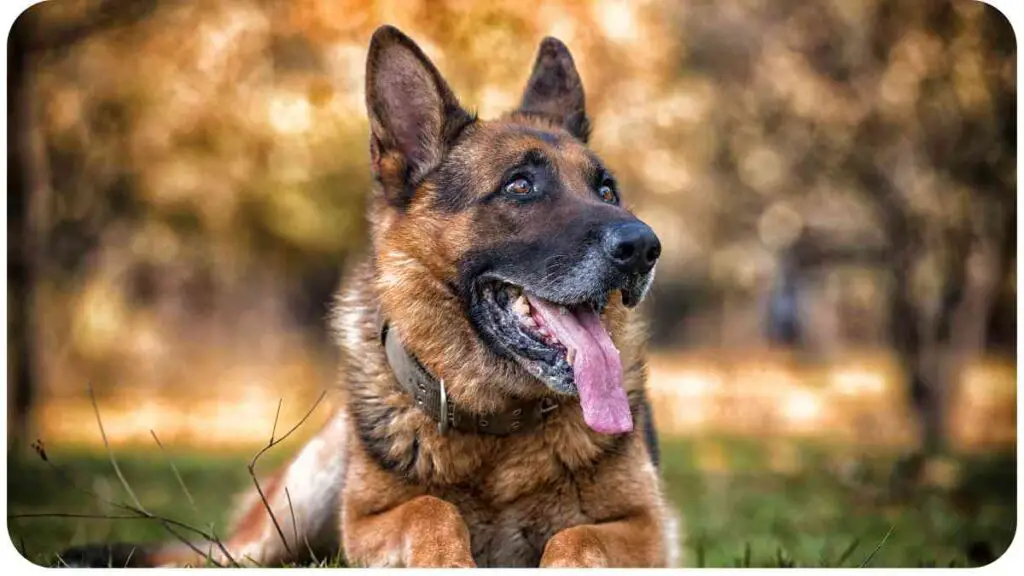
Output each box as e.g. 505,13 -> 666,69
7,13 -> 48,448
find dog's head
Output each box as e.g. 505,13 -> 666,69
364,26 -> 659,433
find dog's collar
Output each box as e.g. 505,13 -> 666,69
379,321 -> 559,436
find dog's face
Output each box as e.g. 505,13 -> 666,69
364,26 -> 659,433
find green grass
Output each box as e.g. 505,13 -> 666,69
6,438 -> 1016,567
657,438 -> 1015,567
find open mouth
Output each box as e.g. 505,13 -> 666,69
476,280 -> 633,434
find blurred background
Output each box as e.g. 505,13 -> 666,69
6,0 -> 1016,567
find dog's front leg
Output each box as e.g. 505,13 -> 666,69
539,512 -> 663,568
343,495 -> 476,567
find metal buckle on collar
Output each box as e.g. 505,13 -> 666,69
438,379 -> 450,435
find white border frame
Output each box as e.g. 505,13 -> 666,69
0,0 -> 1019,573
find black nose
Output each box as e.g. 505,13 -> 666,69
602,221 -> 661,275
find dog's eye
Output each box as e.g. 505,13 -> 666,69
598,181 -> 617,204
504,177 -> 534,197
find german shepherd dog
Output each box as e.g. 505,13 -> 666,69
61,25 -> 680,568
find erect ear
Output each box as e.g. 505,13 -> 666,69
365,26 -> 474,197
517,37 -> 590,142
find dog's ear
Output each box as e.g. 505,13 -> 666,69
365,26 -> 474,201
517,37 -> 590,142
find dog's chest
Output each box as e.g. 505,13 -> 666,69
430,440 -> 599,567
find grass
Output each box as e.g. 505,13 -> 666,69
657,437 -> 1015,567
7,437 -> 1016,567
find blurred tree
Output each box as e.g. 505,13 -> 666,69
7,0 -> 160,444
851,0 -> 1014,459
669,0 -> 1014,458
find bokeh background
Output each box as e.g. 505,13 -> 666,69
6,0 -> 1016,567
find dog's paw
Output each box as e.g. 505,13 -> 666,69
539,526 -> 608,568
407,546 -> 476,568
401,496 -> 477,567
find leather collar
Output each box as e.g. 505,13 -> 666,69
379,321 -> 559,436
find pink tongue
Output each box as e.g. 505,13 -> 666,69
526,296 -> 633,435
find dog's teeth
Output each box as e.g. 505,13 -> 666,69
566,348 -> 576,366
559,306 -> 569,316
513,295 -> 530,316
522,316 -> 537,328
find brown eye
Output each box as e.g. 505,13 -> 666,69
504,177 -> 534,197
598,183 -> 617,204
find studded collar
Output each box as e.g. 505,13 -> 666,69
379,321 -> 559,435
